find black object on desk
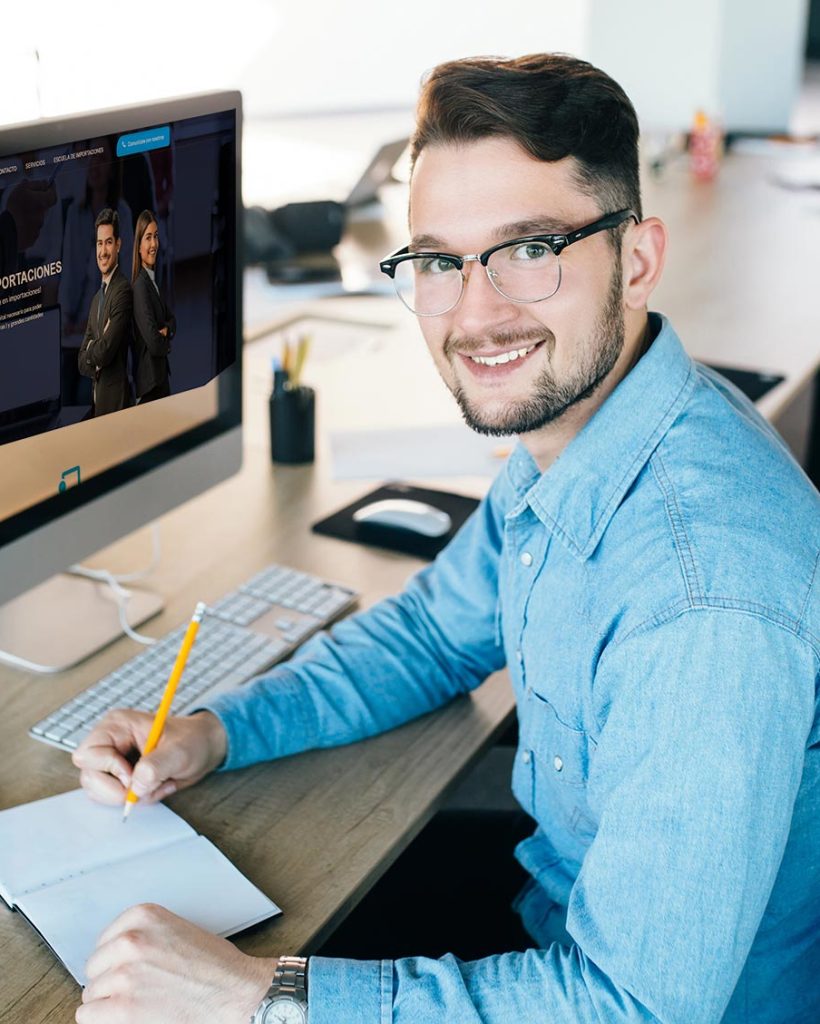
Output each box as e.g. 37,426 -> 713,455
312,482 -> 480,560
270,384 -> 315,464
245,201 -> 345,284
703,364 -> 784,404
266,252 -> 342,285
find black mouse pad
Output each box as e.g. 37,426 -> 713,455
311,482 -> 481,560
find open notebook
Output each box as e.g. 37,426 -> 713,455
0,789 -> 280,985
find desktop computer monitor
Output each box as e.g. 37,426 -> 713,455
0,91 -> 243,671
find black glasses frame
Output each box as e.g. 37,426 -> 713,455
379,208 -> 639,280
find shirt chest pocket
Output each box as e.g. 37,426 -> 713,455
513,689 -> 598,844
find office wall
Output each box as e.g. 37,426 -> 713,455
0,2 -> 589,124
0,0 -> 280,125
238,3 -> 591,117
0,0 -> 809,130
586,0 -> 809,131
717,0 -> 810,131
585,0 -> 723,129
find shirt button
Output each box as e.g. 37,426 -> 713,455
553,755 -> 564,772
516,649 -> 523,664
522,750 -> 532,764
520,551 -> 533,567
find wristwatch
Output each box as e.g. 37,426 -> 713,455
251,956 -> 308,1023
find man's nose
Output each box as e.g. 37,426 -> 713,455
449,259 -> 516,337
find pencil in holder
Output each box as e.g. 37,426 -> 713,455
269,384 -> 315,464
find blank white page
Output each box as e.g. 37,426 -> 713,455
18,834 -> 281,985
0,789 -> 195,904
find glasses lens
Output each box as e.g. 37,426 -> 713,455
392,256 -> 462,315
486,240 -> 560,303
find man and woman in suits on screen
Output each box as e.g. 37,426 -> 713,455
78,207 -> 175,415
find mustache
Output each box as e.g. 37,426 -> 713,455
443,327 -> 554,360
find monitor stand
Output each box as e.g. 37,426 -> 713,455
0,574 -> 164,673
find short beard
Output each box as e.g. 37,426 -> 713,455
449,259 -> 625,437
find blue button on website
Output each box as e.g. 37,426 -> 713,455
116,126 -> 170,157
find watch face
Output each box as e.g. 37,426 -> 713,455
261,997 -> 307,1024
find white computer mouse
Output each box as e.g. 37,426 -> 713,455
353,498 -> 452,538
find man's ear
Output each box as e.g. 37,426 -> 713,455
622,217 -> 667,310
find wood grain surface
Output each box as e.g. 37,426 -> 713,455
0,437 -> 512,1022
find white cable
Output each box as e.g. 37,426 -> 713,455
0,525 -> 163,668
67,564 -> 157,646
67,524 -> 163,646
0,647 -> 65,674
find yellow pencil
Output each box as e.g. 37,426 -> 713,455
121,602 -> 207,822
291,334 -> 311,388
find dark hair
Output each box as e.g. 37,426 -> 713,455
95,207 -> 120,240
411,54 -> 642,222
132,209 -> 158,283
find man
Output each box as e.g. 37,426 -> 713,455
78,208 -> 133,414
73,55 -> 819,1024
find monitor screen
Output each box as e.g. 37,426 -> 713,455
0,92 -> 242,607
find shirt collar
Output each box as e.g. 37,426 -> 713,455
145,266 -> 156,284
505,313 -> 696,561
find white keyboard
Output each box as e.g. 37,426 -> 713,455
30,563 -> 358,752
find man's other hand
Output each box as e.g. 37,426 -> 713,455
76,903 -> 275,1024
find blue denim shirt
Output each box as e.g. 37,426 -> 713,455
203,315 -> 819,1024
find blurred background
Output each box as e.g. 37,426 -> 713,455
2,0 -> 820,205
3,0 -> 820,479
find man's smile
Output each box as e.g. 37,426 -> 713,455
455,339 -> 547,378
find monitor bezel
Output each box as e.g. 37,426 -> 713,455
0,91 -> 243,552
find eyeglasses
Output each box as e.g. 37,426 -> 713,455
379,209 -> 638,317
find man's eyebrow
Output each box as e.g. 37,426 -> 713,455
494,217 -> 575,238
409,233 -> 448,250
409,218 -> 574,252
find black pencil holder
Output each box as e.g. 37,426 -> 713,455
269,384 -> 315,464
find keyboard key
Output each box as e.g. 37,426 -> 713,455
29,562 -> 359,752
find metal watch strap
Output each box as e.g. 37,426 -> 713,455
251,956 -> 308,1022
274,955 -> 308,999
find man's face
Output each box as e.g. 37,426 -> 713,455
140,221 -> 159,270
409,138 -> 626,437
96,223 -> 120,277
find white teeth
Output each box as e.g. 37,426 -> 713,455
469,344 -> 537,367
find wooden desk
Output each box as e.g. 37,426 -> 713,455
0,432 -> 513,1023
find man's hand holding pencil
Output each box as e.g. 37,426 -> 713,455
74,602 -> 227,811
72,708 -> 227,807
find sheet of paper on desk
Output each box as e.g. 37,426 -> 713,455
0,789 -> 280,986
0,789 -> 194,903
17,835 -> 279,985
330,424 -> 511,480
